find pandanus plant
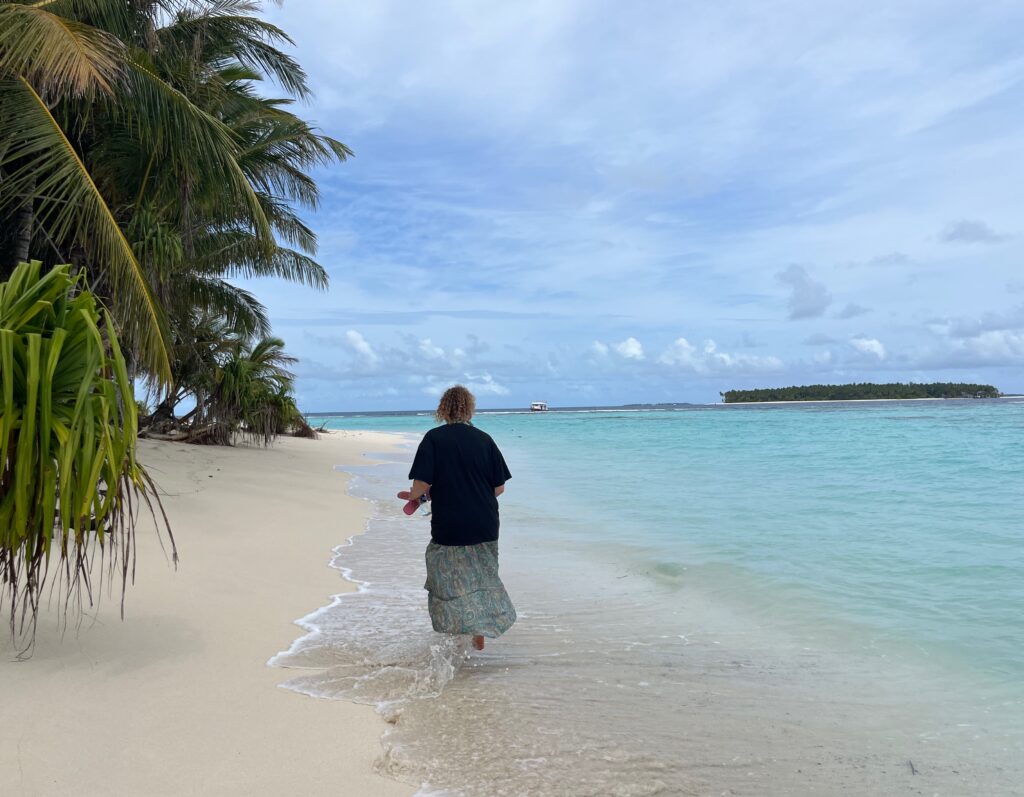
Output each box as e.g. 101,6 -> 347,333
0,261 -> 174,650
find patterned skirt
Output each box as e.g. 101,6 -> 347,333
424,540 -> 516,638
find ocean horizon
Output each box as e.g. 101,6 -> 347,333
304,394 -> 1024,418
273,398 -> 1024,796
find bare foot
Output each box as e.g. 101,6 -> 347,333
472,635 -> 485,651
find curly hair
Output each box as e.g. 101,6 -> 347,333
435,385 -> 476,424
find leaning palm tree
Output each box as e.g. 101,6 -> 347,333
0,0 -> 172,379
2,0 -> 346,432
143,312 -> 242,433
197,335 -> 298,445
0,1 -> 345,384
0,261 -> 174,649
113,9 -> 346,339
0,2 -> 340,644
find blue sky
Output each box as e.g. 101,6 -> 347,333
252,1 -> 1024,411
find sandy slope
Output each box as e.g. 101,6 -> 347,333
0,432 -> 414,797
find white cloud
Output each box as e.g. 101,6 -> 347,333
953,330 -> 1024,363
942,305 -> 1024,339
703,340 -> 783,371
419,338 -> 446,359
614,337 -> 645,360
659,337 -> 783,373
918,304 -> 1024,366
591,340 -> 609,356
465,372 -> 510,396
658,337 -> 700,368
849,336 -> 886,359
424,372 -> 509,397
345,330 -> 379,364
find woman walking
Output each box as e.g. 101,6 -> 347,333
404,385 -> 516,650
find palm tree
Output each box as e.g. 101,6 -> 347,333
0,2 -> 345,642
0,0 -> 348,385
144,312 -> 241,432
189,334 -> 298,445
0,0 -> 172,378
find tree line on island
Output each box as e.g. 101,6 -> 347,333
721,383 -> 1001,403
0,1 -> 342,645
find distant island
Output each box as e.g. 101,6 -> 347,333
722,382 -> 1001,403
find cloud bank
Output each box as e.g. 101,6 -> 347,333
245,0 -> 1024,409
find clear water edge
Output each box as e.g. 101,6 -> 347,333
270,401 -> 1024,796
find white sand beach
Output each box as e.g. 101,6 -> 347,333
0,432 -> 414,797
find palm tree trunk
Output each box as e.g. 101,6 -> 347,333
3,184 -> 35,280
13,195 -> 33,264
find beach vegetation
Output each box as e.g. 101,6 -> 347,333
187,334 -> 299,445
0,1 -> 340,638
0,0 -> 344,442
0,261 -> 174,649
721,383 -> 1001,403
141,316 -> 315,443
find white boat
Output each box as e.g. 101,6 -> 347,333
530,401 -> 548,412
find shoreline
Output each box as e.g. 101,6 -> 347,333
278,422 -> 1024,796
0,431 -> 415,797
5,419 -> 1019,795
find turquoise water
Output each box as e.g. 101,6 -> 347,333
320,399 -> 1024,687
284,399 -> 1024,795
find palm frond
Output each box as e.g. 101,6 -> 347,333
23,0 -> 139,39
255,192 -> 317,252
192,228 -> 327,288
111,56 -> 274,244
0,78 -> 171,381
0,3 -> 125,97
236,110 -> 352,209
0,261 -> 174,649
248,335 -> 296,371
157,5 -> 310,98
243,151 -> 320,208
176,274 -> 271,339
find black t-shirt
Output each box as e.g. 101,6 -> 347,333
408,423 -> 512,546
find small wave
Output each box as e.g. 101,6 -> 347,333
270,426 -> 1024,797
277,637 -> 467,711
269,475 -> 470,712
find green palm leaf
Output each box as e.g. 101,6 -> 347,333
114,56 -> 274,244
0,261 -> 174,649
22,0 -> 137,39
177,274 -> 271,338
3,1 -> 346,445
192,228 -> 327,288
157,2 -> 310,98
0,78 -> 171,381
238,112 -> 352,209
0,3 -> 125,97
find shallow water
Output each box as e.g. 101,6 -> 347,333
272,400 -> 1024,795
